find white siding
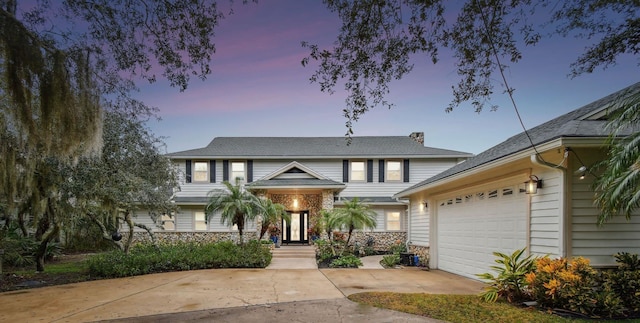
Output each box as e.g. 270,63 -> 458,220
122,211 -> 160,232
571,171 -> 640,266
174,158 -> 461,201
333,205 -> 406,232
409,197 -> 430,246
174,207 -> 258,232
339,159 -> 460,198
529,169 -> 562,258
174,208 -> 195,231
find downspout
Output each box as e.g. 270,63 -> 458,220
530,153 -> 567,257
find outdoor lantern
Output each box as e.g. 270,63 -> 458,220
577,165 -> 587,180
423,201 -> 429,209
525,175 -> 543,194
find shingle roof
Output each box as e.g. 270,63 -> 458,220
167,136 -> 472,158
396,82 -> 640,196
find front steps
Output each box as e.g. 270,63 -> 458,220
266,245 -> 317,269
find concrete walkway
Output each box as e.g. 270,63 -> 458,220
0,267 -> 483,322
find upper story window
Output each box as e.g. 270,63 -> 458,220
193,161 -> 209,182
351,161 -> 365,181
386,160 -> 402,181
231,161 -> 246,183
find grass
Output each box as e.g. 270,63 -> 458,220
12,259 -> 88,275
348,292 -> 640,323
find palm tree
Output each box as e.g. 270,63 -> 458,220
257,198 -> 289,240
319,208 -> 338,240
331,197 -> 377,246
205,180 -> 261,244
594,92 -> 640,225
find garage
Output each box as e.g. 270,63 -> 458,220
436,183 -> 528,279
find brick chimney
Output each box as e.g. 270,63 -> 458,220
409,132 -> 424,145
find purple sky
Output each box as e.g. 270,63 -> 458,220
141,1 -> 638,155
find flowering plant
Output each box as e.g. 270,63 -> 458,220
307,226 -> 321,236
268,225 -> 280,236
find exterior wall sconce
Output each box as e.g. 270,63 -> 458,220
423,201 -> 429,209
577,165 -> 587,180
293,198 -> 299,209
525,175 -> 543,194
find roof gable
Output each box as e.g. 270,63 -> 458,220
259,161 -> 328,181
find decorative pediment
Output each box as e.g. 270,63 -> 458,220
259,161 -> 329,181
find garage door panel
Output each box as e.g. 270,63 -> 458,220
437,186 -> 527,279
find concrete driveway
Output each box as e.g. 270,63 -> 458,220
0,268 -> 484,322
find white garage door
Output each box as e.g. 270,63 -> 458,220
436,184 -> 528,279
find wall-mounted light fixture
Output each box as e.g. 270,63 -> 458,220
293,198 -> 299,209
423,201 -> 429,209
577,165 -> 587,180
525,175 -> 543,194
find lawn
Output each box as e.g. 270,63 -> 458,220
348,292 -> 640,323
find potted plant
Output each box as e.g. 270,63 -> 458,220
308,226 -> 321,241
268,225 -> 281,247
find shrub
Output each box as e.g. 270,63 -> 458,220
86,240 -> 272,278
381,254 -> 400,268
388,240 -> 406,254
477,248 -> 536,303
602,252 -> 640,316
527,256 -> 625,318
330,254 -> 362,268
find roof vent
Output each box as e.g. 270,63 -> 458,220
409,132 -> 424,145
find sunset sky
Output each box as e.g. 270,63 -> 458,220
140,0 -> 638,155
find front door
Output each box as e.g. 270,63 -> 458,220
282,211 -> 309,244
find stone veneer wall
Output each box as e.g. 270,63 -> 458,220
128,231 -> 259,245
269,193 -> 323,228
348,231 -> 407,251
409,245 -> 430,268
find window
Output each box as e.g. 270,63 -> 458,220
386,211 -> 401,231
193,161 -> 208,182
231,161 -> 245,182
351,161 -> 365,181
386,160 -> 402,181
194,211 -> 207,231
161,214 -> 175,231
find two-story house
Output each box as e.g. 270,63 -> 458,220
133,133 -> 471,249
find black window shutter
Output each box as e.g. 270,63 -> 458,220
247,160 -> 253,182
403,159 -> 410,182
185,160 -> 192,183
223,160 -> 229,181
342,160 -> 349,182
367,159 -> 373,182
209,160 -> 216,183
379,160 -> 385,182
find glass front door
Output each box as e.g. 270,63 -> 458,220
282,211 -> 309,244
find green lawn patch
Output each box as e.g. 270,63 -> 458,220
348,292 -> 639,323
